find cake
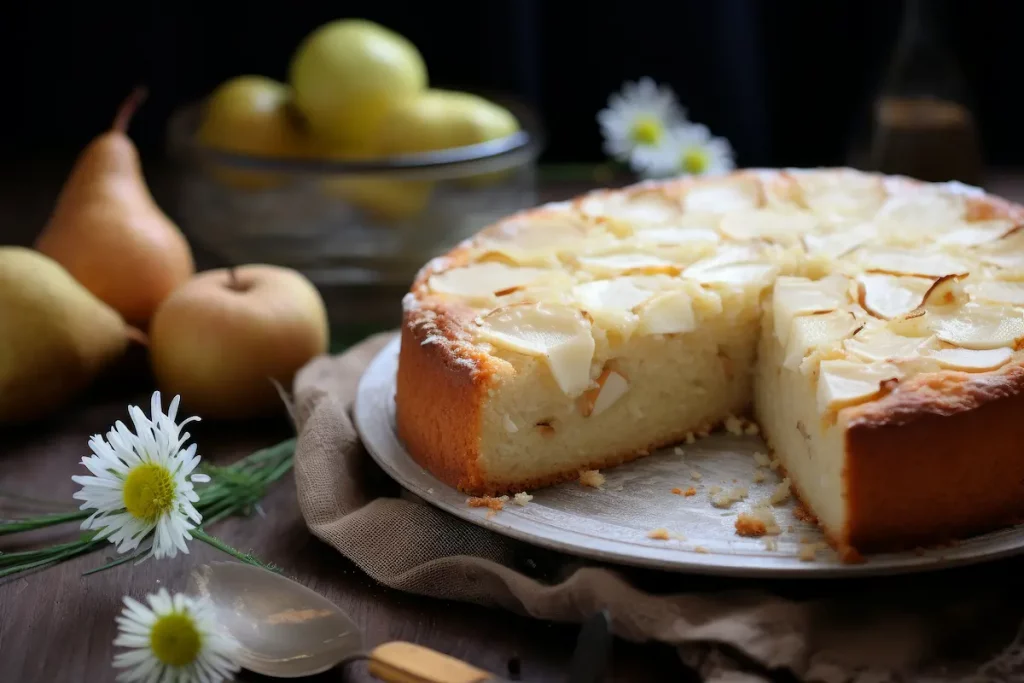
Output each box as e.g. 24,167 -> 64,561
396,168 -> 1024,555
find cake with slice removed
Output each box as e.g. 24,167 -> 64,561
396,168 -> 1024,556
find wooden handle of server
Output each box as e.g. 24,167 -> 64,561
367,641 -> 495,683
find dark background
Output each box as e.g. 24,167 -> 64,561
2,1 -> 1023,169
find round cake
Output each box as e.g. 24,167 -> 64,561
396,168 -> 1024,555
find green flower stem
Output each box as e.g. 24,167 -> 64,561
191,529 -> 280,573
0,437 -> 297,579
0,510 -> 89,535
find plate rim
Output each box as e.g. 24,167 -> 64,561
354,336 -> 1024,578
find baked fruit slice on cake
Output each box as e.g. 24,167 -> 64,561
396,168 -> 1024,556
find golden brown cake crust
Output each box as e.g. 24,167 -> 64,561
839,364 -> 1024,551
396,298 -> 490,493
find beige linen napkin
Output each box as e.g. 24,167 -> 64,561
293,332 -> 1024,683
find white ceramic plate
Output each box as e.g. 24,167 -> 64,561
355,337 -> 1024,577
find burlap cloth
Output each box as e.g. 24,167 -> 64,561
293,333 -> 1024,682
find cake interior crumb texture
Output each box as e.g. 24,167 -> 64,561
397,168 -> 1024,556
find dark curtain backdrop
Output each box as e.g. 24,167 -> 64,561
3,1 -> 1022,168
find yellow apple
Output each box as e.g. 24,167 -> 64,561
198,76 -> 312,190
149,265 -> 329,419
289,19 -> 427,147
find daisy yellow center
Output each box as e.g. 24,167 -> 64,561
681,147 -> 710,174
631,116 -> 663,145
150,612 -> 202,667
123,463 -> 176,523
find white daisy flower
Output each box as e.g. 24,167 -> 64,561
72,392 -> 210,560
632,123 -> 736,180
597,77 -> 686,163
113,588 -> 240,682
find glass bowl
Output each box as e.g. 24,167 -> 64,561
165,96 -> 543,329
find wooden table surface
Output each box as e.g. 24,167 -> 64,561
5,165 -> 1024,683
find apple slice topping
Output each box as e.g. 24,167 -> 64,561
682,245 -> 779,288
783,310 -> 860,370
476,303 -> 595,396
682,177 -> 763,214
579,368 -> 630,417
875,190 -> 966,229
772,275 -> 849,346
428,263 -> 563,304
856,247 -> 970,279
842,324 -> 929,363
929,303 -> 1024,350
935,219 -> 1017,247
632,226 -> 721,246
797,173 -> 887,222
856,273 -> 931,320
576,253 -> 680,276
800,225 -> 877,260
718,208 -> 818,242
816,359 -> 901,414
578,189 -> 683,226
965,280 -> 1024,307
920,273 -> 968,308
921,347 -> 1014,372
636,290 -> 697,335
571,278 -> 653,334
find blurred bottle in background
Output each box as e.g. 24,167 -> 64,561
849,0 -> 983,185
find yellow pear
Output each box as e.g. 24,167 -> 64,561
35,89 -> 195,327
197,75 -> 312,190
0,248 -> 135,423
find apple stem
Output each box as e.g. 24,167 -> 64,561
113,86 -> 148,134
227,267 -> 245,292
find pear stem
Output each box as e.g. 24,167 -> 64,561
113,86 -> 148,134
125,326 -> 149,348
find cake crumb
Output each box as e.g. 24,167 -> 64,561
513,492 -> 533,506
763,538 -> 779,552
673,446 -> 685,456
736,506 -> 780,537
690,470 -> 703,481
647,528 -> 671,540
768,456 -> 782,471
708,485 -> 723,495
724,414 -> 744,436
685,432 -> 697,445
752,470 -> 767,484
799,544 -> 818,562
683,487 -> 697,497
426,488 -> 435,495
735,513 -> 767,537
694,545 -> 709,554
711,486 -> 748,509
671,487 -> 683,495
578,469 -> 606,489
793,504 -> 817,523
753,452 -> 771,468
467,495 -> 510,518
770,478 -> 792,505
744,422 -> 760,436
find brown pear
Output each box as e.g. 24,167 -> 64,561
35,88 -> 195,326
